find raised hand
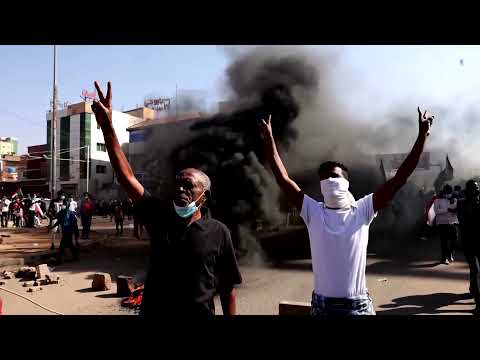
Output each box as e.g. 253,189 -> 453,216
92,81 -> 112,129
418,107 -> 434,137
260,114 -> 273,141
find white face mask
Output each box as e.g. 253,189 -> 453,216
320,177 -> 356,209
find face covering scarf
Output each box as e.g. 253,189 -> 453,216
320,177 -> 355,209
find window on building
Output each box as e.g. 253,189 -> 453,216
96,143 -> 106,152
96,165 -> 107,174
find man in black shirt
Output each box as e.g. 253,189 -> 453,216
91,81 -> 242,316
457,180 -> 480,314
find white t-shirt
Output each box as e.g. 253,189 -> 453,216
433,198 -> 458,225
300,193 -> 377,298
69,200 -> 77,212
2,199 -> 11,212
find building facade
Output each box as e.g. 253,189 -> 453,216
46,102 -> 145,199
0,154 -> 26,182
0,137 -> 18,155
127,112 -> 206,192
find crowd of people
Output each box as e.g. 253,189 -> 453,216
423,181 -> 480,312
0,194 -> 47,229
5,79 -> 479,317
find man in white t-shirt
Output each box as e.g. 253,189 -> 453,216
69,196 -> 78,213
1,197 -> 11,228
260,107 -> 434,315
433,184 -> 458,264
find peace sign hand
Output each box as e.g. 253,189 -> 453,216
418,107 -> 434,137
260,114 -> 273,141
92,81 -> 113,129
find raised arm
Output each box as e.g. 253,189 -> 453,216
92,81 -> 144,201
260,115 -> 303,210
373,107 -> 434,212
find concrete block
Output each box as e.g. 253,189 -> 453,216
36,264 -> 50,279
279,301 -> 311,315
91,273 -> 112,291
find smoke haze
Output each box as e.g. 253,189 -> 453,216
145,45 -> 480,257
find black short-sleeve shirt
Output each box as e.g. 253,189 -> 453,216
134,191 -> 242,316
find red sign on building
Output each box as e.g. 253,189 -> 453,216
81,90 -> 97,102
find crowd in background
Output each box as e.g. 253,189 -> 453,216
424,181 -> 480,312
1,193 -> 47,229
0,191 -> 135,235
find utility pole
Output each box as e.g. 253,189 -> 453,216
176,83 -> 178,117
86,145 -> 90,194
51,45 -> 58,199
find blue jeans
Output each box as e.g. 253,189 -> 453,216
311,292 -> 375,315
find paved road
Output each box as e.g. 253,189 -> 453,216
1,229 -> 477,315
214,255 -> 475,315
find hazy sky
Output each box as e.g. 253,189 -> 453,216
1,45 -> 479,153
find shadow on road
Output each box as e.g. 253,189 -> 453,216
95,293 -> 120,299
408,262 -> 441,268
270,261 -> 312,271
75,287 -> 98,293
377,293 -> 475,315
367,260 -> 470,282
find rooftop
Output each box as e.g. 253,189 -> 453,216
127,112 -> 207,131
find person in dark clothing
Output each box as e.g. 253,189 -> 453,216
111,200 -> 124,236
124,198 -> 133,220
22,196 -> 34,228
457,180 -> 480,314
133,212 -> 144,240
80,192 -> 94,239
92,81 -> 242,316
49,200 -> 80,264
452,185 -> 463,250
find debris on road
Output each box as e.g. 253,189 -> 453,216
15,267 -> 36,280
43,274 -> 60,285
91,273 -> 112,291
377,278 -> 388,282
27,286 -> 43,293
1,271 -> 14,280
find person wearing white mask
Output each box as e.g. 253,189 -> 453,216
260,107 -> 434,315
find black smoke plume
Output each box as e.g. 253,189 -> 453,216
169,50 -> 319,254
144,46 -> 465,258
